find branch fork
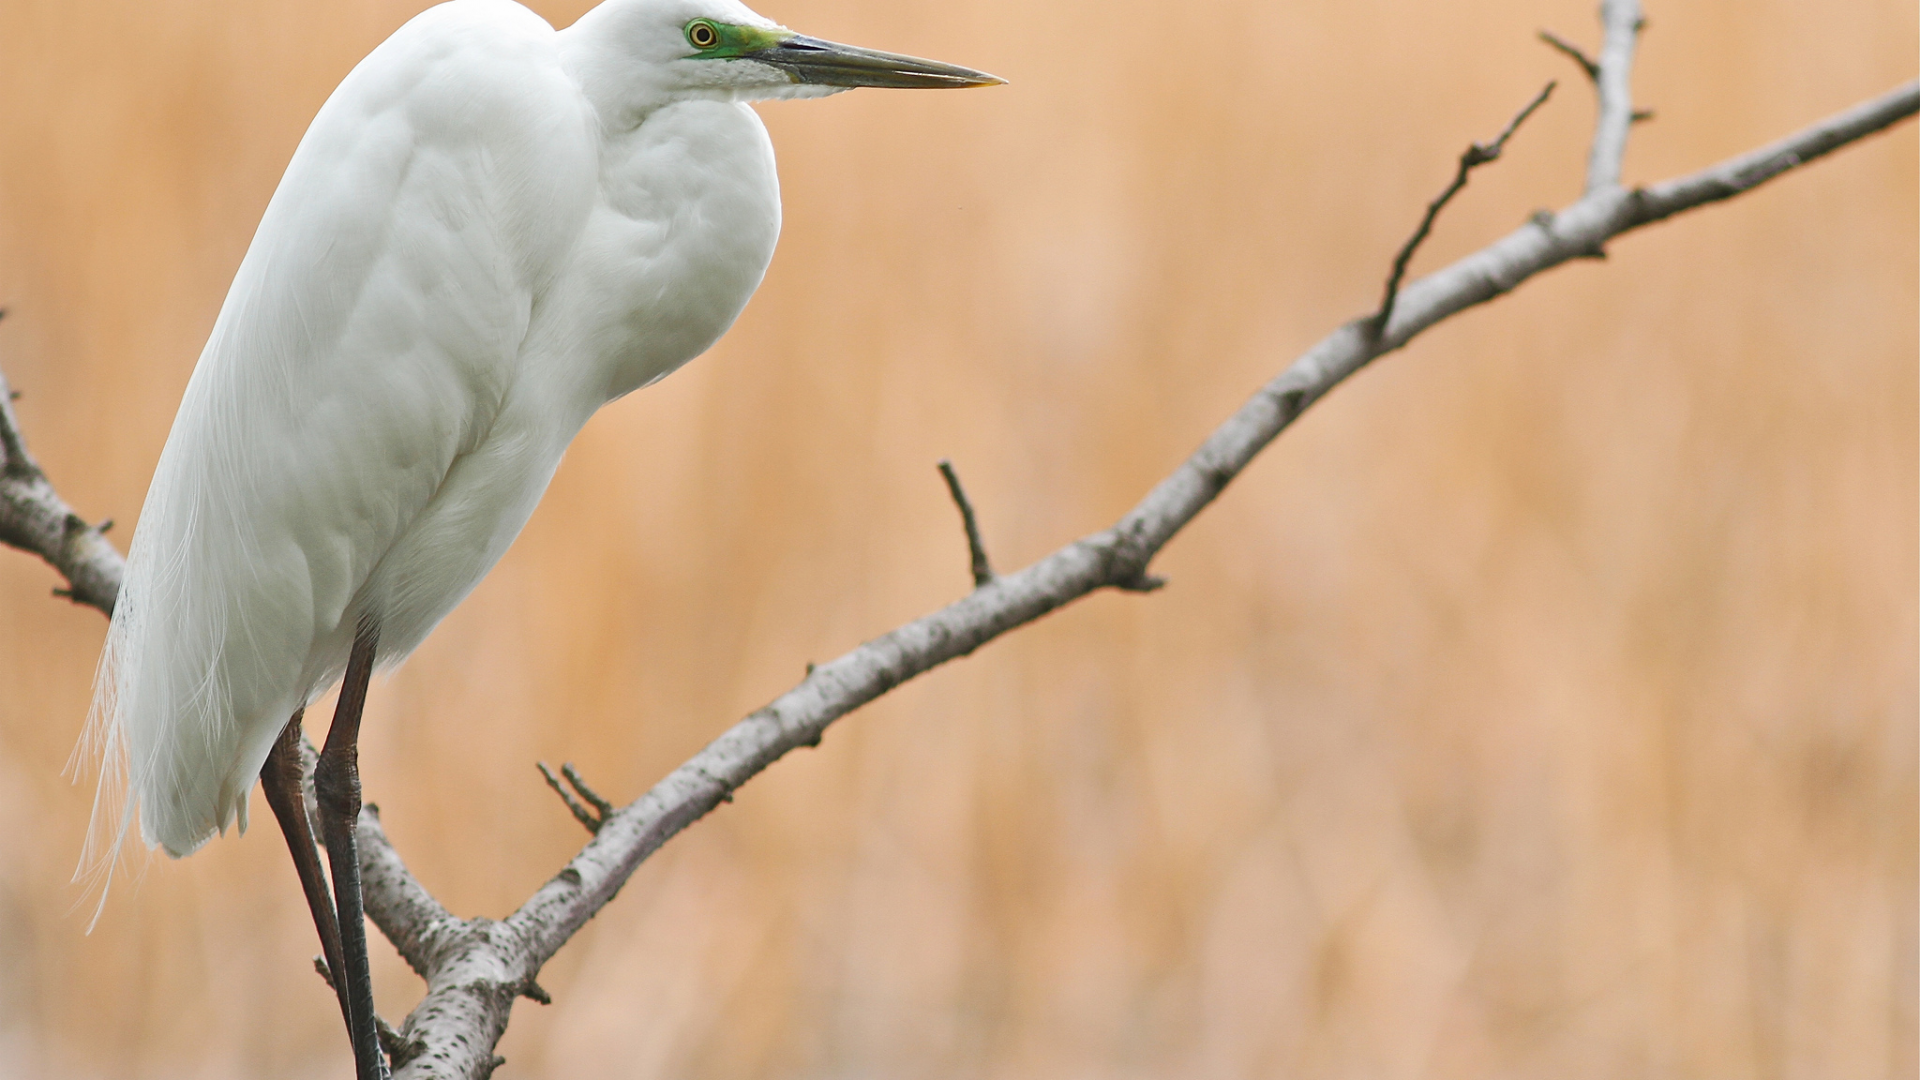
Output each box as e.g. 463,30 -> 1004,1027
537,762 -> 614,835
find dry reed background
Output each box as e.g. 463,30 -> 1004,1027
0,0 -> 1913,1077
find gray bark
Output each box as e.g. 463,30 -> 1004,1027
0,352 -> 123,617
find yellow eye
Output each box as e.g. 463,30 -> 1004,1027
687,21 -> 719,49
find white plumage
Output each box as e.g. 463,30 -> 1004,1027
82,0 -> 996,872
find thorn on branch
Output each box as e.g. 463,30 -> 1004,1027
1537,29 -> 1598,81
1114,574 -> 1167,594
1373,81 -> 1557,336
1632,109 -> 1656,124
936,459 -> 995,589
313,954 -> 335,989
378,1015 -> 427,1070
520,979 -> 552,1005
538,761 -> 613,834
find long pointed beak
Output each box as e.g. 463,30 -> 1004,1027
745,35 -> 1005,89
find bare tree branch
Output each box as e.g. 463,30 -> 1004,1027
0,322 -> 123,617
3,12 -> 1913,1078
1631,83 -> 1920,221
355,73 -> 1919,1080
1586,0 -> 1645,192
354,806 -> 459,979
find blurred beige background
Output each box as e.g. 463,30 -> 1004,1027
0,0 -> 1913,1077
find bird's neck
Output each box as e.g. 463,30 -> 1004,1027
555,3 -> 677,132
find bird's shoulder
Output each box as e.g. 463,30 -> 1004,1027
174,0 -> 599,548
321,0 -> 585,150
242,0 -> 597,349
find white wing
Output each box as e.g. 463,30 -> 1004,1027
83,0 -> 596,870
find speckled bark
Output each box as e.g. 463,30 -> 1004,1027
0,358 -> 123,616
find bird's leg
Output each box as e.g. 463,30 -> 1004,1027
259,709 -> 354,1034
315,619 -> 388,1080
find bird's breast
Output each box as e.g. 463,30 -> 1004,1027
552,100 -> 782,402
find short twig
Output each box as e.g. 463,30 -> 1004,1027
1545,29 -> 1655,127
317,953 -> 422,1064
561,764 -> 613,818
1375,81 -> 1557,333
538,762 -> 599,833
1537,29 -> 1599,81
377,1015 -> 427,1070
936,459 -> 995,588
537,762 -> 611,834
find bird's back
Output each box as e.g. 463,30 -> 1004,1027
84,0 -> 600,866
84,0 -> 788,885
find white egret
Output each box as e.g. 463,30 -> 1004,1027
83,1 -> 1000,1074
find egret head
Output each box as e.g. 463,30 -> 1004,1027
568,0 -> 1003,112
